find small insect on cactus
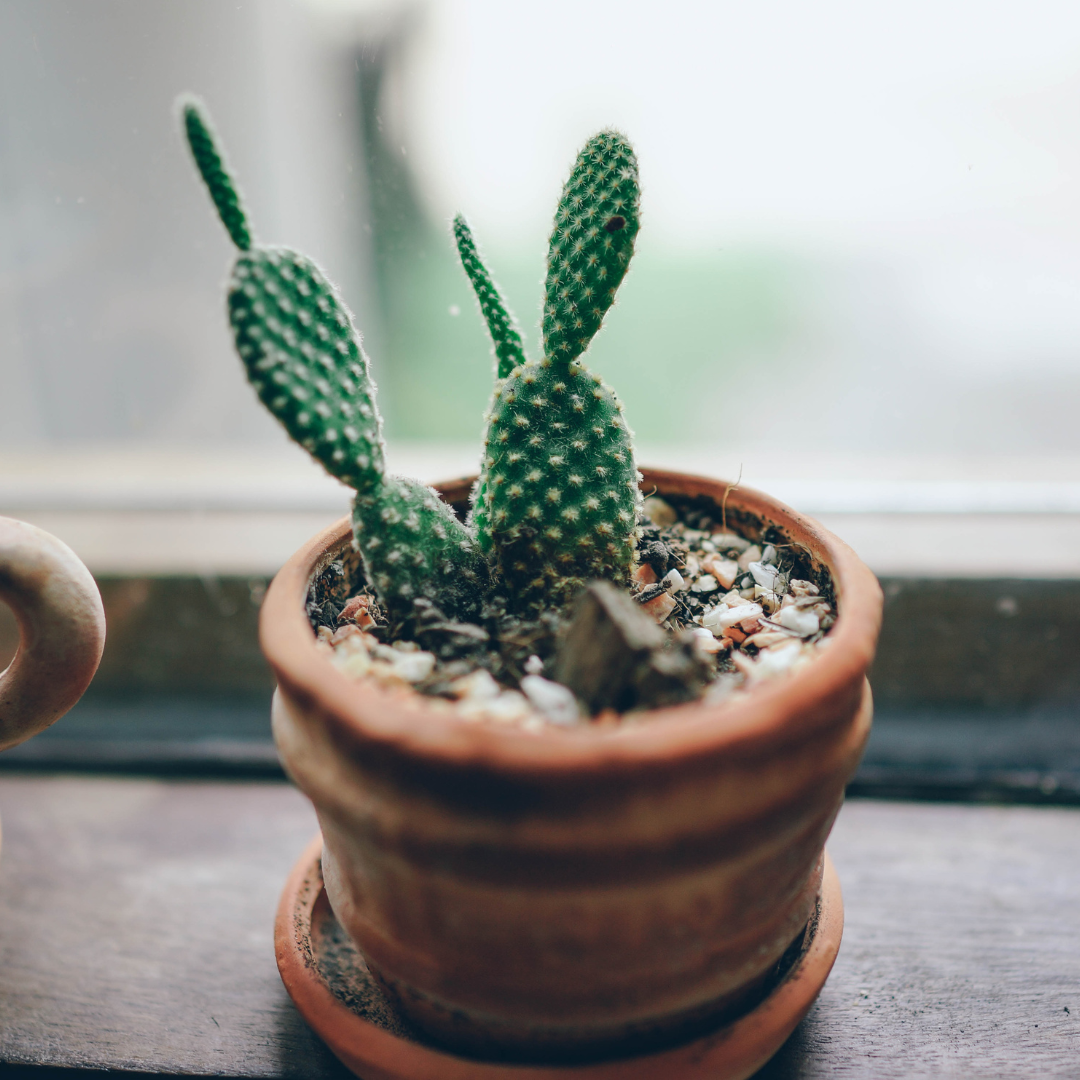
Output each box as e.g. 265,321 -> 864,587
181,96 -> 642,626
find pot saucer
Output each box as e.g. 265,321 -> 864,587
275,835 -> 843,1080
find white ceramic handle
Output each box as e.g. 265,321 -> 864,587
0,517 -> 105,752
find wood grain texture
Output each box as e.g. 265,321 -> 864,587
760,800 -> 1080,1078
0,776 -> 347,1079
0,779 -> 1075,1078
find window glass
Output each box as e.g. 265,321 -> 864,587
2,0 -> 1079,465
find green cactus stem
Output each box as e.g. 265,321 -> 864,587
181,99 -> 252,252
464,131 -> 643,606
453,213 -> 529,548
228,248 -> 387,493
182,96 -> 486,622
352,476 -> 487,620
542,130 -> 641,363
453,214 -> 527,381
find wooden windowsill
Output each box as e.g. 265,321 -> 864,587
6,445 -> 1080,577
0,776 -> 1074,1078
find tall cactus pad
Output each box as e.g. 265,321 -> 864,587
477,356 -> 641,605
453,214 -> 526,547
453,215 -> 526,381
228,249 -> 386,491
542,131 -> 640,364
473,132 -> 643,605
353,476 -> 487,623
181,99 -> 252,252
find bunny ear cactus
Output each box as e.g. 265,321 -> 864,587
458,132 -> 643,606
181,95 -> 643,626
180,99 -> 487,624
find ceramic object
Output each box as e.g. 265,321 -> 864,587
275,834 -> 844,1080
263,469 -> 882,1062
0,516 -> 105,754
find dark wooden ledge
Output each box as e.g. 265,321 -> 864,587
0,777 -> 1075,1078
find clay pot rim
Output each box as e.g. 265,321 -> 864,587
260,467 -> 883,775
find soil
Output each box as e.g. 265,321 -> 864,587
305,491 -> 837,723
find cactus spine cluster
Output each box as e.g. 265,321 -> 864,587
182,99 -> 641,622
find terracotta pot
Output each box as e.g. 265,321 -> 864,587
263,469 -> 882,1062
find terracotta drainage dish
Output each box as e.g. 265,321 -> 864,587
264,469 -> 882,1070
275,834 -> 845,1080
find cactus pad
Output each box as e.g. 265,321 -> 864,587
453,215 -> 527,381
353,476 -> 487,623
477,358 -> 640,604
181,98 -> 252,252
543,131 -> 641,364
228,249 -> 387,491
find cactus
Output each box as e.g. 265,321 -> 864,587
452,215 -> 527,381
452,214 -> 527,548
182,96 -> 643,623
181,97 -> 486,623
460,132 -> 643,605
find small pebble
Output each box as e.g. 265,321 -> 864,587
330,641 -> 371,679
641,592 -> 677,622
745,629 -> 798,650
521,675 -> 581,725
737,545 -> 763,571
733,640 -> 804,681
338,594 -> 376,629
703,556 -> 739,589
690,627 -> 724,654
710,532 -> 751,554
330,624 -> 364,646
775,605 -> 820,638
448,668 -> 501,701
691,573 -> 719,594
702,601 -> 763,633
663,568 -> 688,592
642,496 -> 678,527
389,649 -> 436,683
524,654 -> 545,676
633,563 -> 659,585
460,690 -> 533,724
754,586 -> 781,614
748,561 -> 781,590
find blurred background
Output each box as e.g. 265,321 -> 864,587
2,0 -> 1080,787
4,0 -> 1080,469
